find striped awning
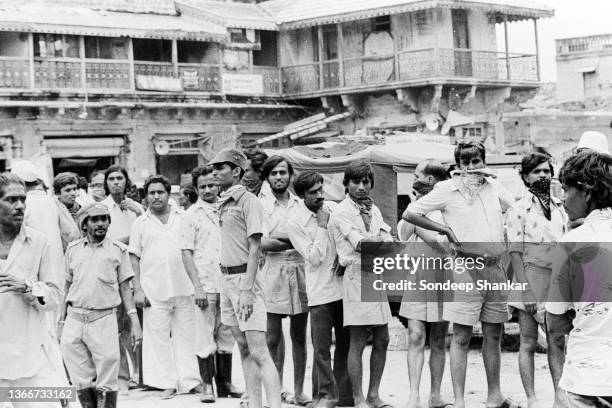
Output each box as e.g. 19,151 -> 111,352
254,111 -> 353,146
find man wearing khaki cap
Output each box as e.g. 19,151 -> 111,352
59,203 -> 142,408
210,148 -> 281,408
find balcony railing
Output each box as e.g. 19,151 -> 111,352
0,57 -> 30,88
252,65 -> 281,95
86,60 -> 131,90
281,48 -> 538,95
557,34 -> 612,56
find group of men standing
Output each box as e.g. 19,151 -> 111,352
1,134 -> 611,408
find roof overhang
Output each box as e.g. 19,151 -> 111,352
176,0 -> 278,31
0,5 -> 229,42
264,0 -> 554,30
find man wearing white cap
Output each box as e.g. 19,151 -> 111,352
576,131 -> 609,154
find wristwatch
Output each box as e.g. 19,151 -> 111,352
23,279 -> 33,294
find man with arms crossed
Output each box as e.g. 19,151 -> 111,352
329,160 -> 394,408
210,148 -> 281,408
287,171 -> 352,408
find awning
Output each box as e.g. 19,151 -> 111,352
0,5 -> 228,42
44,137 -> 125,158
254,111 -> 353,146
578,66 -> 597,73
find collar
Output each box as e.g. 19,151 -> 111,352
144,205 -> 181,220
220,184 -> 247,202
295,202 -> 317,227
102,195 -> 121,209
17,225 -> 31,242
521,191 -> 562,209
584,208 -> 612,225
264,190 -> 301,212
344,195 -> 363,214
83,236 -> 111,250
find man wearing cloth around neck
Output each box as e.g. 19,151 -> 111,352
287,171 -> 352,408
329,160 -> 394,408
59,203 -> 142,408
129,175 -> 201,399
403,142 -> 517,408
210,148 -> 281,408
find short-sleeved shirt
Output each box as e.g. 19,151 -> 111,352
180,199 -> 222,293
408,176 -> 515,252
65,237 -> 133,309
287,201 -> 343,306
218,185 -> 264,267
129,207 -> 194,302
261,191 -> 303,261
102,196 -> 143,242
546,208 -> 612,396
505,192 -> 568,269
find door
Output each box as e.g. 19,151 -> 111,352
452,9 -> 472,77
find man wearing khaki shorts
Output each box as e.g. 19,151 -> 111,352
210,148 -> 281,408
403,142 -> 517,408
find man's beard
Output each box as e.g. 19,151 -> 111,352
1,216 -> 20,237
270,183 -> 288,194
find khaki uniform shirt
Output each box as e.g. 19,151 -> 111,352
65,236 -> 133,309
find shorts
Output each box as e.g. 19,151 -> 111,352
508,264 -> 551,319
442,264 -> 510,326
220,273 -> 267,332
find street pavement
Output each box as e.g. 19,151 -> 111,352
120,338 -> 555,408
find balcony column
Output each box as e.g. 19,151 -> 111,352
317,26 -> 324,90
79,36 -> 86,90
27,33 -> 34,89
503,14 -> 511,80
432,8 -> 439,75
128,38 -> 135,90
337,23 -> 344,88
172,39 -> 179,77
533,18 -> 541,81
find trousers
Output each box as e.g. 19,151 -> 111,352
60,309 -> 120,391
194,293 -> 234,358
143,296 -> 200,393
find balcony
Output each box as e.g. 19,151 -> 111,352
280,48 -> 539,97
557,34 -> 612,57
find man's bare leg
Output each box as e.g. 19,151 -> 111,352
450,323 -> 472,408
246,330 -> 282,408
266,313 -> 285,390
407,320 -> 426,408
546,312 -> 572,408
481,322 -> 505,408
348,326 -> 370,408
232,327 -> 263,408
365,325 -> 389,408
429,322 -> 450,407
290,312 -> 310,404
518,311 -> 541,408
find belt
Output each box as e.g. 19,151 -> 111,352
454,249 -> 501,267
220,264 -> 247,275
67,307 -> 116,323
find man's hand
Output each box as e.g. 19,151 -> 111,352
238,288 -> 255,321
195,286 -> 208,310
133,289 -> 150,308
0,274 -> 27,294
121,198 -> 142,216
130,319 -> 143,352
316,207 -> 331,228
522,289 -> 537,315
443,227 -> 461,246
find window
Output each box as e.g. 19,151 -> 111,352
454,125 -> 484,141
0,32 -> 27,57
321,25 -> 338,61
178,41 -> 219,64
229,28 -> 249,44
583,71 -> 598,96
84,37 -> 128,60
132,39 -> 171,62
253,30 -> 278,66
34,34 -> 80,58
372,16 -> 391,32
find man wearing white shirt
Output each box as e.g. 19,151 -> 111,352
101,165 -> 144,393
546,152 -> 612,407
287,171 -> 352,408
130,175 -> 200,399
0,173 -> 64,408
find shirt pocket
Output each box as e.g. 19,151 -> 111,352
97,257 -> 119,285
220,207 -> 242,227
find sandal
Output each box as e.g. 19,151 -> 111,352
282,391 -> 297,405
489,399 -> 524,408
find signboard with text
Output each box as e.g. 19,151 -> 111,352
222,73 -> 264,96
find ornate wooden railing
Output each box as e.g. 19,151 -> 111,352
178,63 -> 220,92
281,48 -> 538,94
0,57 -> 30,88
86,60 -> 131,89
252,65 -> 281,95
34,58 -> 81,89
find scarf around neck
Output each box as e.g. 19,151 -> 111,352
529,178 -> 552,220
217,184 -> 245,209
349,194 -> 373,232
